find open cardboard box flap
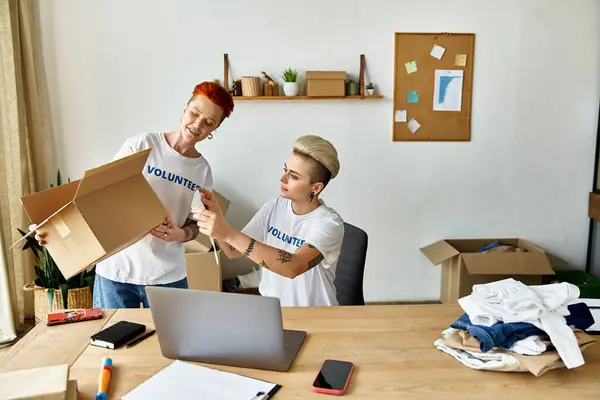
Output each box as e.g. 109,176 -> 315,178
420,238 -> 556,275
193,190 -> 230,252
420,240 -> 460,265
12,149 -> 169,279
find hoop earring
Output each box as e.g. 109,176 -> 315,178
208,134 -> 213,140
309,192 -> 315,202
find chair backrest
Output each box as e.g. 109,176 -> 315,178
334,222 -> 368,306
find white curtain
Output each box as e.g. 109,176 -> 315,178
0,0 -> 53,345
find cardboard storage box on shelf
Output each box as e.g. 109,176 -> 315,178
420,238 -> 557,304
185,191 -> 230,292
306,71 -> 346,97
12,149 -> 169,280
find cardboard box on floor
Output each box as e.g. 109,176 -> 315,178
12,149 -> 169,280
185,191 -> 230,292
420,238 -> 556,304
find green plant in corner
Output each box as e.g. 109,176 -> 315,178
212,79 -> 222,85
366,82 -> 374,89
281,67 -> 299,83
17,169 -> 95,310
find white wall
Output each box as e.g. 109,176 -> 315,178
35,0 -> 600,302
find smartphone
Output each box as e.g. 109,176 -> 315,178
311,359 -> 354,395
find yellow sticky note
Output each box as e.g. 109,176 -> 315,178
455,54 -> 467,66
405,61 -> 417,74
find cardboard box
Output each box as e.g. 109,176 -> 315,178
184,190 -> 231,291
194,190 -> 230,252
306,71 -> 346,97
185,240 -> 222,292
13,149 -> 168,279
420,239 -> 556,304
0,364 -> 69,400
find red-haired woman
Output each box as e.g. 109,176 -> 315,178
34,82 -> 234,308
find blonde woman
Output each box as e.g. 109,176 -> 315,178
193,135 -> 344,307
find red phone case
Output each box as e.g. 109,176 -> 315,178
311,359 -> 354,395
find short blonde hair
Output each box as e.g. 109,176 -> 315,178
293,135 -> 340,185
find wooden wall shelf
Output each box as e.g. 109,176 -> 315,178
224,53 -> 382,101
233,95 -> 383,101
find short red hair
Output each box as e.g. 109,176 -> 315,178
192,82 -> 234,119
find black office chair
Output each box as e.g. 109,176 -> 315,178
334,222 -> 368,306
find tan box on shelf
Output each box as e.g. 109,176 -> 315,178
420,238 -> 557,304
306,71 -> 346,97
12,149 -> 169,280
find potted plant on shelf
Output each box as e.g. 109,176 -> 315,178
20,170 -> 95,323
212,79 -> 222,86
281,67 -> 299,96
346,78 -> 358,96
366,82 -> 375,96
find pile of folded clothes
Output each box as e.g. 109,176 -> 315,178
434,278 -> 596,376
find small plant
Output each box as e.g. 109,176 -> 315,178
366,82 -> 375,89
281,68 -> 299,83
212,79 -> 222,85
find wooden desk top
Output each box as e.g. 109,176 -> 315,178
2,305 -> 599,399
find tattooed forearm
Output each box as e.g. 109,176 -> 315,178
307,253 -> 324,270
244,238 -> 256,256
277,249 -> 292,263
259,260 -> 271,270
229,244 -> 236,252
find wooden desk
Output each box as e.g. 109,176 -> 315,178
2,305 -> 600,399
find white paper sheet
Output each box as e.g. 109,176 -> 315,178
430,44 -> 446,60
395,110 -> 407,122
433,70 -> 464,112
190,190 -> 219,265
122,360 -> 278,400
408,118 -> 421,134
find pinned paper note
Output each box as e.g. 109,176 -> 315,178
408,118 -> 421,134
433,70 -> 464,112
395,110 -> 407,122
430,44 -> 446,60
455,54 -> 467,66
407,91 -> 419,104
405,61 -> 417,74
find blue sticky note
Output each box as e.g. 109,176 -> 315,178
407,91 -> 419,103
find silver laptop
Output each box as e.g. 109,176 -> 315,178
145,286 -> 307,372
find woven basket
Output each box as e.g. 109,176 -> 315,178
24,283 -> 93,324
241,76 -> 261,96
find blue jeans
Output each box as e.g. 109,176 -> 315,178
93,274 -> 188,309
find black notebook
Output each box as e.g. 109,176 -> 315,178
91,320 -> 146,349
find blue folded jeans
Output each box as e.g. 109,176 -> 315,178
93,274 -> 188,309
451,314 -> 544,352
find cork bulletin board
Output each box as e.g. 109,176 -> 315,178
393,32 -> 475,142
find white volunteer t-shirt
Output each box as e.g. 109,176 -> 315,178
242,197 -> 344,307
95,132 -> 213,285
